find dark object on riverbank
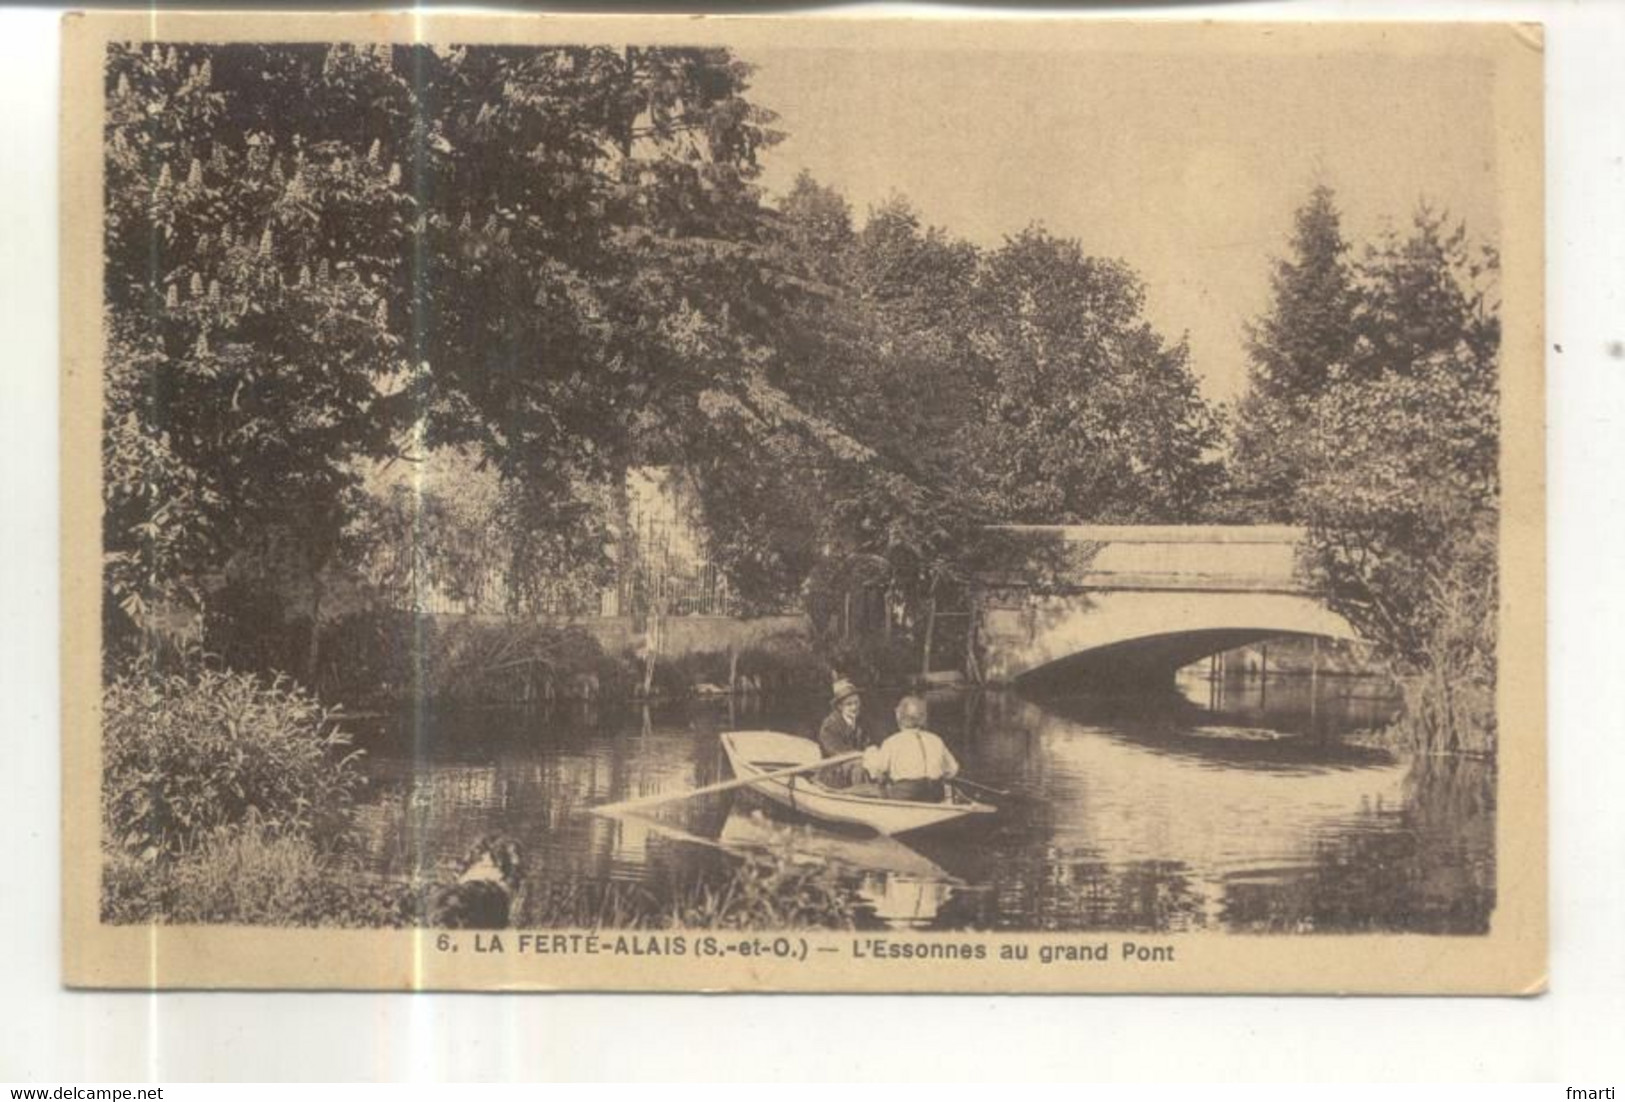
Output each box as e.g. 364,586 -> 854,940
426,835 -> 524,929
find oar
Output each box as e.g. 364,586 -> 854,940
952,776 -> 1014,800
590,750 -> 865,818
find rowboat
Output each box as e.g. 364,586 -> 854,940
718,730 -> 996,835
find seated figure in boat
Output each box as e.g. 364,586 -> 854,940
816,678 -> 873,788
862,695 -> 960,802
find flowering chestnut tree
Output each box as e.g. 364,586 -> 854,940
102,42 -> 780,671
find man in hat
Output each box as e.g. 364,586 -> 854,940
815,678 -> 872,788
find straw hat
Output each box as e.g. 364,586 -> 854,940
831,678 -> 862,707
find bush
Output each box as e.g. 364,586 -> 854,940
102,665 -> 362,860
1342,544 -> 1497,757
292,608 -> 422,703
640,637 -> 828,700
669,851 -> 857,930
515,851 -> 858,930
1388,672 -> 1496,757
738,633 -> 826,695
103,825 -> 863,930
409,619 -> 629,705
102,825 -> 410,927
824,634 -> 919,690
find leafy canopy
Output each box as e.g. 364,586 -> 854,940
103,42 -> 781,645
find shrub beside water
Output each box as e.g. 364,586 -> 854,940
1359,572 -> 1497,758
668,852 -> 857,929
246,611 -> 832,706
203,585 -> 892,707
103,666 -> 362,860
104,823 -> 410,927
1388,673 -> 1495,757
101,665 -> 388,925
824,635 -> 919,692
496,851 -> 858,931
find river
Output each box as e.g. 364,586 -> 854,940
346,669 -> 1495,934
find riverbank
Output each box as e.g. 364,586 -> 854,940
97,661 -> 868,930
1337,674 -> 1495,759
236,610 -> 947,711
102,826 -> 863,930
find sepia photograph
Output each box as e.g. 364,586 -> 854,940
59,13 -> 1545,992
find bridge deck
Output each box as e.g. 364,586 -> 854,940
989,524 -> 1306,544
982,524 -> 1309,594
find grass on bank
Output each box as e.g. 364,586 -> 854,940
104,822 -> 860,930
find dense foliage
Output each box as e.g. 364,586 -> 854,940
103,43 -> 783,671
1231,188 -> 1500,749
102,825 -> 408,927
106,44 -> 1502,750
102,666 -> 362,859
696,174 -> 1222,653
105,45 -> 1223,684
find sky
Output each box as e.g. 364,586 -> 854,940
743,40 -> 1501,404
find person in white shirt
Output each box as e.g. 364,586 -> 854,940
862,695 -> 959,802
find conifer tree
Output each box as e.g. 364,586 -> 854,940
1231,184 -> 1359,519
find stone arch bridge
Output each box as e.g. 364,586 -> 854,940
974,525 -> 1359,688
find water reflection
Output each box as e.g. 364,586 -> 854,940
1217,754 -> 1496,933
717,808 -> 956,928
347,670 -> 1494,934
1175,663 -> 1406,739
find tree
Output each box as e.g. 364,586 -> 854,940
1349,205 -> 1500,383
777,170 -> 854,283
963,227 -> 1222,524
104,44 -> 410,673
102,43 -> 783,678
699,187 -> 1222,676
1230,184 -> 1359,518
1247,184 -> 1359,401
1293,207 -> 1501,749
1231,186 -> 1501,745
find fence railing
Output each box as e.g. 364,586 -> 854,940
365,549 -> 741,620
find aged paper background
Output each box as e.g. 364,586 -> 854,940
59,11 -> 1544,995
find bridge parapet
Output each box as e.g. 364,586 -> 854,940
983,524 -> 1308,594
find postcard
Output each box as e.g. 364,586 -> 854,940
61,12 -> 1545,992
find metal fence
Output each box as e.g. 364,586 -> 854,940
365,522 -> 740,619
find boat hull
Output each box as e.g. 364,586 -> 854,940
719,730 -> 995,835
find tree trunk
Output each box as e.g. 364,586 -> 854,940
611,470 -> 634,622
305,568 -> 325,689
620,47 -> 638,161
921,586 -> 939,679
642,601 -> 662,699
964,604 -> 982,684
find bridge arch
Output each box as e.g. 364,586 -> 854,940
973,526 -> 1361,688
